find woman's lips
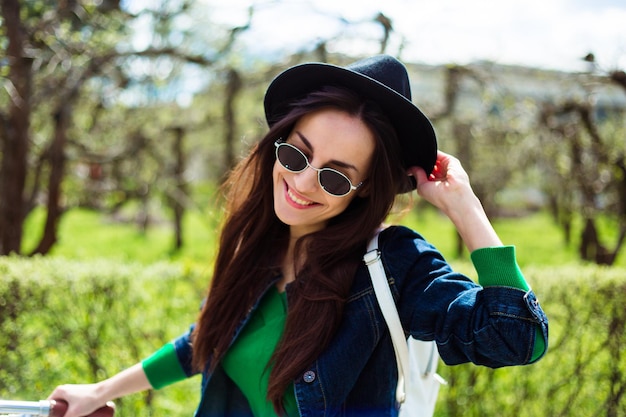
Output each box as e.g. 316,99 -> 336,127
284,180 -> 318,208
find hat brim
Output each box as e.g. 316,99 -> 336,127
263,62 -> 437,190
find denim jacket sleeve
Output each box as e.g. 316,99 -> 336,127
379,226 -> 548,368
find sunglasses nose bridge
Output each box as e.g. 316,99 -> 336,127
292,162 -> 320,192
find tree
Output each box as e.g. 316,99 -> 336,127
1,0 -> 129,255
426,64 -> 531,257
0,0 -> 29,254
538,98 -> 626,265
0,0 -> 245,256
534,53 -> 626,265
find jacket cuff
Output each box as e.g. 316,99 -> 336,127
142,342 -> 188,389
471,246 -> 529,291
473,248 -> 546,361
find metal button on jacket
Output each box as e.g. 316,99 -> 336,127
303,370 -> 316,383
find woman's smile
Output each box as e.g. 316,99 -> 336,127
284,180 -> 318,208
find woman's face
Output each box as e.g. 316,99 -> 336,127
273,108 -> 375,239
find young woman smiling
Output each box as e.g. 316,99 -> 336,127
50,55 -> 548,417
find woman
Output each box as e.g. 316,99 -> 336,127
50,55 -> 548,416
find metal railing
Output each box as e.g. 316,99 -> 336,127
0,400 -> 114,417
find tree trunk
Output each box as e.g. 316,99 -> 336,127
170,127 -> 186,251
223,68 -> 242,171
30,106 -> 70,255
0,0 -> 31,255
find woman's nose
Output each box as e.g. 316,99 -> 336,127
292,165 -> 319,193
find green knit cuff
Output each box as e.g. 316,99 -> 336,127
471,246 -> 545,361
142,343 -> 188,390
532,327 -> 546,362
471,246 -> 530,291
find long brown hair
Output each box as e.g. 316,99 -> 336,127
192,86 -> 410,413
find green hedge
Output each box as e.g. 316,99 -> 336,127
435,264 -> 626,417
1,258 -> 625,416
0,256 -> 205,416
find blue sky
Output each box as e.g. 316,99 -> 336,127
201,0 -> 626,72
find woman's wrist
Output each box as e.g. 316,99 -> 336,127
444,192 -> 502,252
94,363 -> 152,402
92,380 -> 115,405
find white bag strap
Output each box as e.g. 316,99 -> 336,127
363,231 -> 410,406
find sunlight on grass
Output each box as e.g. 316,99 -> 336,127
393,207 -> 619,267
22,207 -> 219,265
22,205 -> 624,268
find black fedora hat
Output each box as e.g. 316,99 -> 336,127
263,54 -> 437,191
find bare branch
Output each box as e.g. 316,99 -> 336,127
374,12 -> 393,54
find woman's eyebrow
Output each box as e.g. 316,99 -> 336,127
295,131 -> 360,173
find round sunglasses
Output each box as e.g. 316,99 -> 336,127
274,140 -> 363,197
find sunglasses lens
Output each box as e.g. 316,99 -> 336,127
277,145 -> 307,171
319,170 -> 351,196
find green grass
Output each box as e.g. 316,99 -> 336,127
393,207 -> 587,267
22,206 -> 220,266
22,205 -> 625,268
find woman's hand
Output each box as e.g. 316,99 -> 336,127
408,150 -> 503,251
409,150 -> 473,213
47,363 -> 151,417
47,383 -> 107,417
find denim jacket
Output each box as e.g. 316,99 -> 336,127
170,226 -> 548,417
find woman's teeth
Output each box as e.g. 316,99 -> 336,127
287,188 -> 314,206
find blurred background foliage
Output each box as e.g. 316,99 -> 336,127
1,0 -> 625,264
1,0 -> 626,416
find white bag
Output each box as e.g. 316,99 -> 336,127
364,232 -> 446,417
